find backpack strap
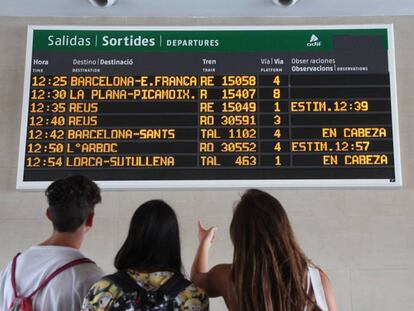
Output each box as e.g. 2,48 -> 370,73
105,270 -> 144,293
10,253 -> 21,300
158,273 -> 191,298
11,253 -> 95,300
159,273 -> 191,311
105,270 -> 151,307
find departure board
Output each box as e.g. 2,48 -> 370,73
17,25 -> 402,189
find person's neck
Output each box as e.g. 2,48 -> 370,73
40,229 -> 84,249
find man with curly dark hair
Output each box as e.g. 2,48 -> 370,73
0,174 -> 104,311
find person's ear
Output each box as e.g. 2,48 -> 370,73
46,208 -> 52,221
85,212 -> 95,228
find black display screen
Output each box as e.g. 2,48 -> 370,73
17,26 -> 401,188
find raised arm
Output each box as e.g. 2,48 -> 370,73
191,221 -> 219,295
191,221 -> 233,301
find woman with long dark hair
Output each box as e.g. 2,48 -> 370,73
82,200 -> 208,311
191,189 -> 337,311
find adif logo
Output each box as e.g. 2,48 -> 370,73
307,34 -> 321,47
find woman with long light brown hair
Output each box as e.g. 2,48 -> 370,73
191,189 -> 337,311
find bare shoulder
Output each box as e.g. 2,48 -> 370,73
204,264 -> 232,298
318,269 -> 338,311
210,264 -> 232,274
318,268 -> 330,282
208,264 -> 232,285
207,264 -> 236,309
318,268 -> 333,292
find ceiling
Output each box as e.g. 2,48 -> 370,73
1,0 -> 414,18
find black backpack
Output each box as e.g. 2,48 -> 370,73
105,270 -> 191,311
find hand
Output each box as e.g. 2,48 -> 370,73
198,221 -> 217,248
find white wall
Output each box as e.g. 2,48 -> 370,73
0,16 -> 413,311
1,0 -> 414,18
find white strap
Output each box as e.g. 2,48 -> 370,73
308,267 -> 329,311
